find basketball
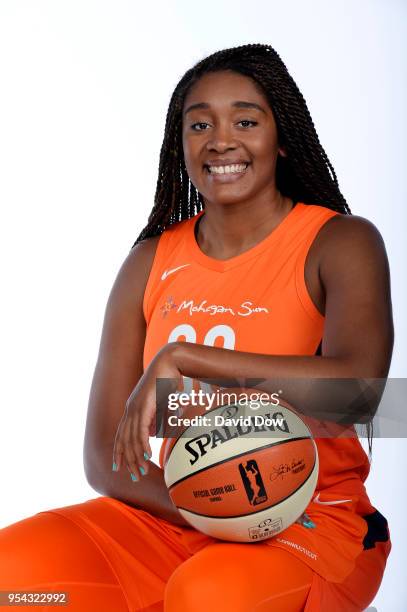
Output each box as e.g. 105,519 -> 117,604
163,389 -> 319,543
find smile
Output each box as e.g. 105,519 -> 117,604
206,163 -> 249,174
204,163 -> 251,182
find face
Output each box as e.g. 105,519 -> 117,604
182,70 -> 286,206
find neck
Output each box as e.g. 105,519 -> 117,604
195,194 -> 295,260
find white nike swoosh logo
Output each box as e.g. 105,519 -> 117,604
161,264 -> 190,280
312,493 -> 353,505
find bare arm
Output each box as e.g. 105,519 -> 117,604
83,237 -> 190,527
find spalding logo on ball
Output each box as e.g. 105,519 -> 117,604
163,390 -> 318,543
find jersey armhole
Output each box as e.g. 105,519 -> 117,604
142,230 -> 171,325
294,210 -> 339,324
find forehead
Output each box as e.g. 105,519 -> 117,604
182,70 -> 269,112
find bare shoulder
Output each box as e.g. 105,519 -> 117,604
117,234 -> 161,295
100,233 -> 162,336
321,212 -> 386,247
314,213 -> 389,276
126,234 -> 161,269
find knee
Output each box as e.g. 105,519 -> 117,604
164,562 -> 221,612
0,516 -> 37,587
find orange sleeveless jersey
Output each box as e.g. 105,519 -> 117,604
142,202 -> 379,582
0,202 -> 390,612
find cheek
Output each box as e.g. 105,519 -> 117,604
182,137 -> 196,168
183,157 -> 199,183
250,131 -> 279,158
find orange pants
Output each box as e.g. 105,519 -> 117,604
0,496 -> 390,611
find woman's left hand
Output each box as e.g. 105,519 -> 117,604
112,343 -> 183,479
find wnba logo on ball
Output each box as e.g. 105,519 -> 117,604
239,459 -> 268,506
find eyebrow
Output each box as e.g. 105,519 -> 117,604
183,101 -> 267,116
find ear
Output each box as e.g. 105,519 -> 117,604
278,146 -> 287,158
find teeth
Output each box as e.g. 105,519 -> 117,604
208,163 -> 248,174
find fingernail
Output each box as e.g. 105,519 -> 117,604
130,473 -> 138,482
112,462 -> 118,472
139,466 -> 145,476
143,452 -> 150,461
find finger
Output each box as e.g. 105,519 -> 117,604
112,417 -> 126,471
139,396 -> 153,461
128,412 -> 147,477
135,409 -> 154,470
149,412 -> 157,437
139,419 -> 152,468
122,416 -> 139,481
128,412 -> 146,479
133,408 -> 152,477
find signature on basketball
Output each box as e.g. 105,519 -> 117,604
270,458 -> 306,481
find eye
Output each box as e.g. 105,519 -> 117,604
238,120 -> 258,128
190,122 -> 209,131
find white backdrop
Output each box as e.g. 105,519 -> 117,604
0,1 -> 405,610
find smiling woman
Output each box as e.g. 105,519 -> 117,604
0,43 -> 392,612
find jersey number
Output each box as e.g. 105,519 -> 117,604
167,323 -> 236,394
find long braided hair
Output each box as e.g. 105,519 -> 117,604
131,43 -> 374,459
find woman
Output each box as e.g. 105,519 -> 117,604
0,44 -> 393,611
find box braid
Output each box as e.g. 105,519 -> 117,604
131,43 -> 373,459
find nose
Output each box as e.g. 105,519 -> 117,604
206,121 -> 238,152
